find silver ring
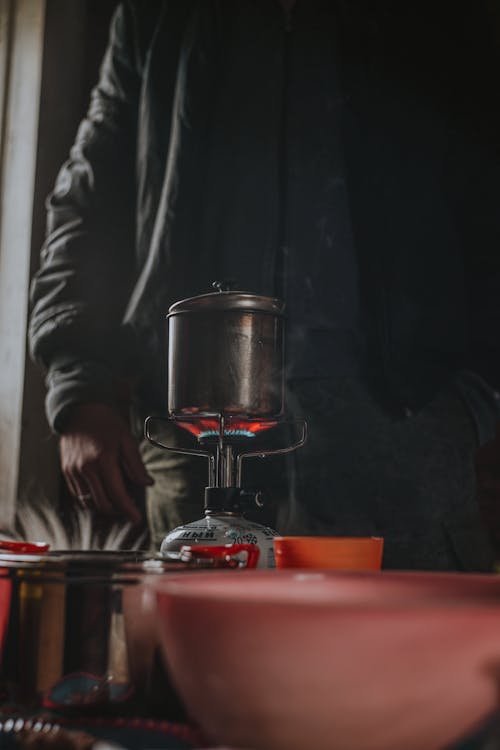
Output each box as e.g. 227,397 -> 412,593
77,493 -> 92,502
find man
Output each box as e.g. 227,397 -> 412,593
30,1 -> 500,567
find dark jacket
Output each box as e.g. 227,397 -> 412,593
30,0 -> 500,432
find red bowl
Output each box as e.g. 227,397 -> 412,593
152,570 -> 500,750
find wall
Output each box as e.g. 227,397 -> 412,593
0,0 -> 116,524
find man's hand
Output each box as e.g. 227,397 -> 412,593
59,402 -> 154,525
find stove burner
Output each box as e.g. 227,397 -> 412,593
176,418 -> 278,442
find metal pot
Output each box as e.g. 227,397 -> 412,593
0,547 -> 254,719
167,289 -> 285,417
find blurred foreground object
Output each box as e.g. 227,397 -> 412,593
152,570 -> 500,750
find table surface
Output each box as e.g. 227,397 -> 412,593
0,711 -> 498,750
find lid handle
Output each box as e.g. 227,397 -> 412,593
212,279 -> 236,293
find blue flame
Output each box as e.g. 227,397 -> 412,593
199,429 -> 256,440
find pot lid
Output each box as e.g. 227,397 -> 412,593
0,550 -> 187,582
168,289 -> 285,316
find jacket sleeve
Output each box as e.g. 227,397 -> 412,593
29,2 -> 142,432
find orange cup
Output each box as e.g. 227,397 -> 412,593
273,536 -> 384,571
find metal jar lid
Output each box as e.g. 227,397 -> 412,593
168,290 -> 285,317
0,550 -> 185,581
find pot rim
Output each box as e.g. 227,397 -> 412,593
0,550 -> 183,577
168,291 -> 285,316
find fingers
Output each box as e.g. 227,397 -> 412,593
120,434 -> 154,487
78,471 -> 116,516
66,472 -> 88,502
60,436 -> 93,507
62,469 -> 83,502
65,465 -> 113,514
69,462 -> 141,524
98,457 -> 143,525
